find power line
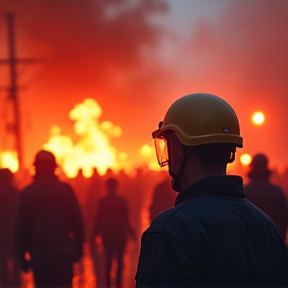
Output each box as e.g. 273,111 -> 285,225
0,13 -> 40,171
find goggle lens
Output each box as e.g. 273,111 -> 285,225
154,137 -> 169,167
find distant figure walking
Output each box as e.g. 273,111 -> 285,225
149,176 -> 176,222
15,150 -> 84,288
0,168 -> 21,287
245,153 -> 288,242
92,177 -> 135,288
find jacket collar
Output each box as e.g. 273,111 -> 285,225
175,175 -> 245,206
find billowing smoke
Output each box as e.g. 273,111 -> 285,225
1,0 -> 288,170
0,0 -> 170,167
178,0 -> 288,168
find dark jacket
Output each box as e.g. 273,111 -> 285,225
136,175 -> 288,288
15,174 -> 84,271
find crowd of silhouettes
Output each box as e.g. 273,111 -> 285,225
0,150 -> 172,288
1,148 -> 288,287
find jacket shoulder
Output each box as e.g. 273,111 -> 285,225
20,179 -> 74,196
149,203 -> 186,230
57,180 -> 74,191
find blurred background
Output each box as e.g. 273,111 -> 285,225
1,0 -> 288,287
0,0 -> 288,177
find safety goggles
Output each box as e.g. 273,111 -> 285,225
154,135 -> 169,167
152,128 -> 179,167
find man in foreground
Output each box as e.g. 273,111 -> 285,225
15,150 -> 84,288
135,93 -> 288,287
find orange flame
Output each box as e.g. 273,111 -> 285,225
43,98 -> 127,177
2,99 -> 162,175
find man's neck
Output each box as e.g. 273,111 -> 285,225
180,163 -> 226,191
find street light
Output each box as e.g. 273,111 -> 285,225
240,153 -> 252,166
252,112 -> 265,125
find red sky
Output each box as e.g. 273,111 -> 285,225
0,0 -> 288,172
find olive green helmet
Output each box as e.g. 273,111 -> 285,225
152,93 -> 243,167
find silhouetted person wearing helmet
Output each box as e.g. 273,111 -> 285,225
92,177 -> 135,288
149,176 -> 176,222
135,93 -> 288,287
245,153 -> 288,242
15,150 -> 84,288
0,168 -> 21,287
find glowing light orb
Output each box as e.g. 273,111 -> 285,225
140,143 -> 163,171
141,145 -> 153,157
240,154 -> 252,166
252,112 -> 265,125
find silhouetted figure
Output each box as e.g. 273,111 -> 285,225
245,153 -> 288,241
70,168 -> 89,214
0,168 -> 21,287
85,168 -> 104,242
15,150 -> 84,288
85,168 -> 104,287
92,177 -> 135,288
149,176 -> 176,222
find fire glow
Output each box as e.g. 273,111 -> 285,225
0,98 -> 161,175
42,98 -> 160,178
43,98 -> 126,177
0,150 -> 19,173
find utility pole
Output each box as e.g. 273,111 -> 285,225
0,13 -> 38,171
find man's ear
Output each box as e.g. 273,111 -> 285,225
168,135 -> 184,177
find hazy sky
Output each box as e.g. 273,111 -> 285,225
0,0 -> 288,172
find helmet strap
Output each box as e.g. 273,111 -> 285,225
171,177 -> 182,192
228,148 -> 236,163
168,142 -> 187,192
